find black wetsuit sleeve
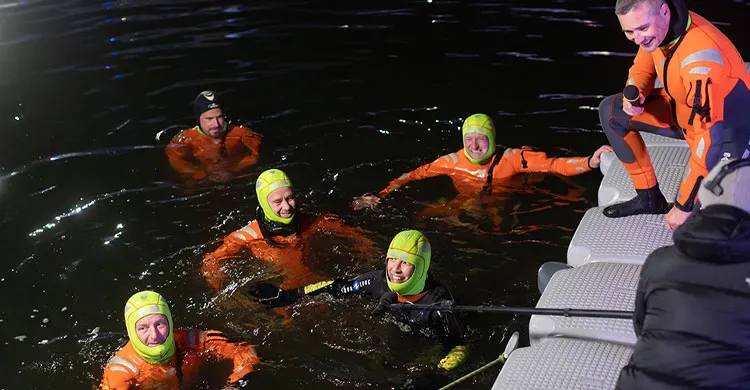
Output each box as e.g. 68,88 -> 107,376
302,270 -> 386,298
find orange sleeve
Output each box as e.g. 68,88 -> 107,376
627,48 -> 657,97
202,232 -> 251,289
503,147 -> 592,176
231,129 -> 263,173
165,132 -> 206,180
198,330 -> 260,384
100,362 -> 137,390
311,215 -> 379,258
377,154 -> 456,197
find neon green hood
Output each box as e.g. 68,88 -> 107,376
386,230 -> 431,296
255,169 -> 294,224
462,113 -> 496,165
124,291 -> 175,364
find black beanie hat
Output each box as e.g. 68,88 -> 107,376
194,91 -> 222,123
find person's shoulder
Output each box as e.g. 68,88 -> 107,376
228,124 -> 261,137
229,220 -> 263,241
103,341 -> 141,374
435,149 -> 464,164
169,126 -> 200,144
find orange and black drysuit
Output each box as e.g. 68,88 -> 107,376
378,146 -> 594,198
202,213 -> 378,290
165,124 -> 262,181
599,1 -> 750,212
100,329 -> 259,389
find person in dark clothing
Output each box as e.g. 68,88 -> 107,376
249,229 -> 467,370
616,158 -> 750,390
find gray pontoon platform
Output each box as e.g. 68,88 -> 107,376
530,262 -> 639,346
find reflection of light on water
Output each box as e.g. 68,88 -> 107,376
28,199 -> 97,237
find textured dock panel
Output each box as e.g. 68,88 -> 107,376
567,207 -> 673,266
598,146 -> 690,207
529,262 -> 639,346
640,132 -> 688,147
492,338 -> 633,390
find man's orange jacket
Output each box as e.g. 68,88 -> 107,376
166,125 -> 262,181
626,11 -> 750,209
202,214 -> 378,290
100,329 -> 259,389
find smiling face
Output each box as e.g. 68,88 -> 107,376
618,1 -> 671,53
135,314 -> 170,347
463,133 -> 490,161
267,186 -> 296,219
387,258 -> 415,284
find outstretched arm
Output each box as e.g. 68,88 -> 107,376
353,154 -> 454,210
503,145 -> 611,176
310,215 -> 379,257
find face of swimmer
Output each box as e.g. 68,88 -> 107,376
135,314 -> 170,347
387,258 -> 415,284
464,133 -> 490,161
199,108 -> 225,138
267,186 -> 296,219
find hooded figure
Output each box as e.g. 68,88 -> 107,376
193,90 -> 227,136
255,168 -> 295,226
166,90 -> 263,183
249,229 -> 464,346
101,291 -> 260,389
385,229 -> 431,296
462,113 -> 496,165
616,158 -> 750,390
124,290 -> 176,364
202,168 -> 378,289
352,112 -> 608,210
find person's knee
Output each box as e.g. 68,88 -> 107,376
599,94 -> 629,137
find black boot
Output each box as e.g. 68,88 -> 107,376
603,185 -> 669,218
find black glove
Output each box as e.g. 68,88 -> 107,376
248,283 -> 302,308
370,290 -> 397,317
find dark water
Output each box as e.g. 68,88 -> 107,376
1,0 -> 749,388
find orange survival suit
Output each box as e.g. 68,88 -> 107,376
165,125 -> 262,182
378,146 -> 594,198
599,3 -> 750,212
202,213 -> 378,290
100,329 -> 259,389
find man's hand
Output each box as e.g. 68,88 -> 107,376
589,145 -> 614,169
352,194 -> 381,210
622,93 -> 645,116
248,283 -> 301,307
665,206 -> 691,232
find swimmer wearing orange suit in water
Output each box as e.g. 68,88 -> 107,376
352,113 -> 611,216
202,169 -> 378,290
100,291 -> 259,390
166,91 -> 262,184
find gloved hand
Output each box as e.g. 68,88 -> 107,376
248,283 -> 302,307
370,291 -> 397,317
438,345 -> 468,371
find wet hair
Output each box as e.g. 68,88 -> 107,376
615,0 -> 664,15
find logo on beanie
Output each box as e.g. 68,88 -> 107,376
201,91 -> 216,101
